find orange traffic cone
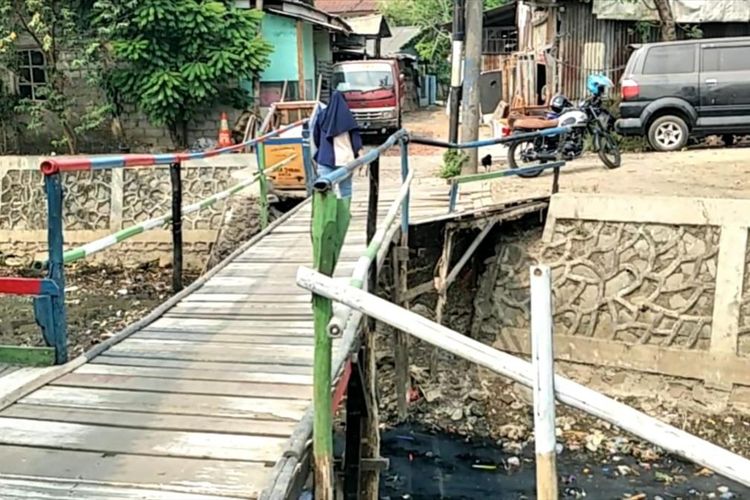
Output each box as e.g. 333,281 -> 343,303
218,112 -> 233,147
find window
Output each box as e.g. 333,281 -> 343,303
483,28 -> 518,55
17,49 -> 48,100
702,45 -> 750,72
643,45 -> 695,75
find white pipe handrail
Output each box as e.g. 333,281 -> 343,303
296,266 -> 750,487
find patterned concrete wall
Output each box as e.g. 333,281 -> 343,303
482,193 -> 750,412
0,155 -> 254,266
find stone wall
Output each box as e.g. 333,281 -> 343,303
0,154 -> 258,268
477,193 -> 750,413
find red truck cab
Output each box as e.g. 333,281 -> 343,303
332,59 -> 404,135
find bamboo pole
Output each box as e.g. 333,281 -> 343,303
439,220 -> 496,292
311,187 -> 351,499
531,265 -> 558,499
327,168 -> 415,337
295,267 -> 750,487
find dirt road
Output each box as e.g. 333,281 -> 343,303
489,147 -> 750,203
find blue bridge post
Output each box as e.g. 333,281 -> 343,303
42,173 -> 67,364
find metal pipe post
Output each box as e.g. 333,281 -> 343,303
448,0 -> 466,143
169,162 -> 184,293
395,140 -> 411,420
256,142 -> 270,229
302,123 -> 314,196
531,265 -> 558,499
43,173 -> 67,364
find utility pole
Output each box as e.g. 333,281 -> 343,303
460,0 -> 482,173
448,0 -> 465,143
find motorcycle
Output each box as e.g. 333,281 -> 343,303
506,74 -> 621,178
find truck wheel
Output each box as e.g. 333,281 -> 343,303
648,115 -> 688,152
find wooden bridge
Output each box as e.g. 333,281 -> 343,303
0,152 -> 530,498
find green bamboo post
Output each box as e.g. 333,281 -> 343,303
256,142 -> 270,229
312,190 -> 350,499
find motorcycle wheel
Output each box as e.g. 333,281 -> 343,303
508,138 -> 544,178
597,133 -> 621,169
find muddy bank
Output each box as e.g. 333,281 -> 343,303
380,425 -> 749,499
0,264 -> 198,358
374,213 -> 750,493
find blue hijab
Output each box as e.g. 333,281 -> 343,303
313,91 -> 362,167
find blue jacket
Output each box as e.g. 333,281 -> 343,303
313,91 -> 362,167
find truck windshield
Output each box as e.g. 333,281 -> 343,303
333,65 -> 393,93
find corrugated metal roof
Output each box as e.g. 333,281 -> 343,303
366,26 -> 420,58
345,14 -> 391,37
315,0 -> 379,15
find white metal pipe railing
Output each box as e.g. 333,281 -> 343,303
296,266 -> 750,487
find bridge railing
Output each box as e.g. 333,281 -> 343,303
295,126 -> 750,499
0,120 -> 308,366
291,126 -> 571,500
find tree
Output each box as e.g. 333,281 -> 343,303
652,0 -> 676,41
621,0 -> 677,41
92,0 -> 272,149
379,0 -> 506,84
0,0 -> 109,153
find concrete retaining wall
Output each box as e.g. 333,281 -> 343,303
0,154 -> 258,268
477,193 -> 750,413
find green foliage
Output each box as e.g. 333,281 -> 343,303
0,0 -> 109,153
380,0 -> 506,84
93,0 -> 272,148
439,148 -> 467,179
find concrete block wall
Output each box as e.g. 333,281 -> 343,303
0,154 -> 257,268
478,193 -> 750,413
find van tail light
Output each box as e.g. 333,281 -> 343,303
621,79 -> 640,100
501,124 -> 511,137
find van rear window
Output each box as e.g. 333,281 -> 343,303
643,45 -> 695,74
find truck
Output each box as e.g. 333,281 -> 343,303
332,59 -> 404,136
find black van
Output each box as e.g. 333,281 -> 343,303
616,37 -> 750,151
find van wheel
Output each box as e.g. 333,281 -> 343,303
648,115 -> 688,152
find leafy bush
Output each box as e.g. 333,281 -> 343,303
439,148 -> 467,179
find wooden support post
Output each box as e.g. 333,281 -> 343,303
432,225 -> 455,376
256,143 -> 269,230
441,220 -> 496,291
344,354 -> 365,499
311,188 -> 349,500
41,172 -> 67,364
552,166 -> 560,195
531,265 -> 558,499
297,20 -> 306,99
169,162 -> 183,293
362,157 -> 381,500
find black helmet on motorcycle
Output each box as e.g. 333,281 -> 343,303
550,94 -> 572,114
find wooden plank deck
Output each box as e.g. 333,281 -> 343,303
0,159 -> 490,499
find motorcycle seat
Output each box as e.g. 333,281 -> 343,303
512,118 -> 559,130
